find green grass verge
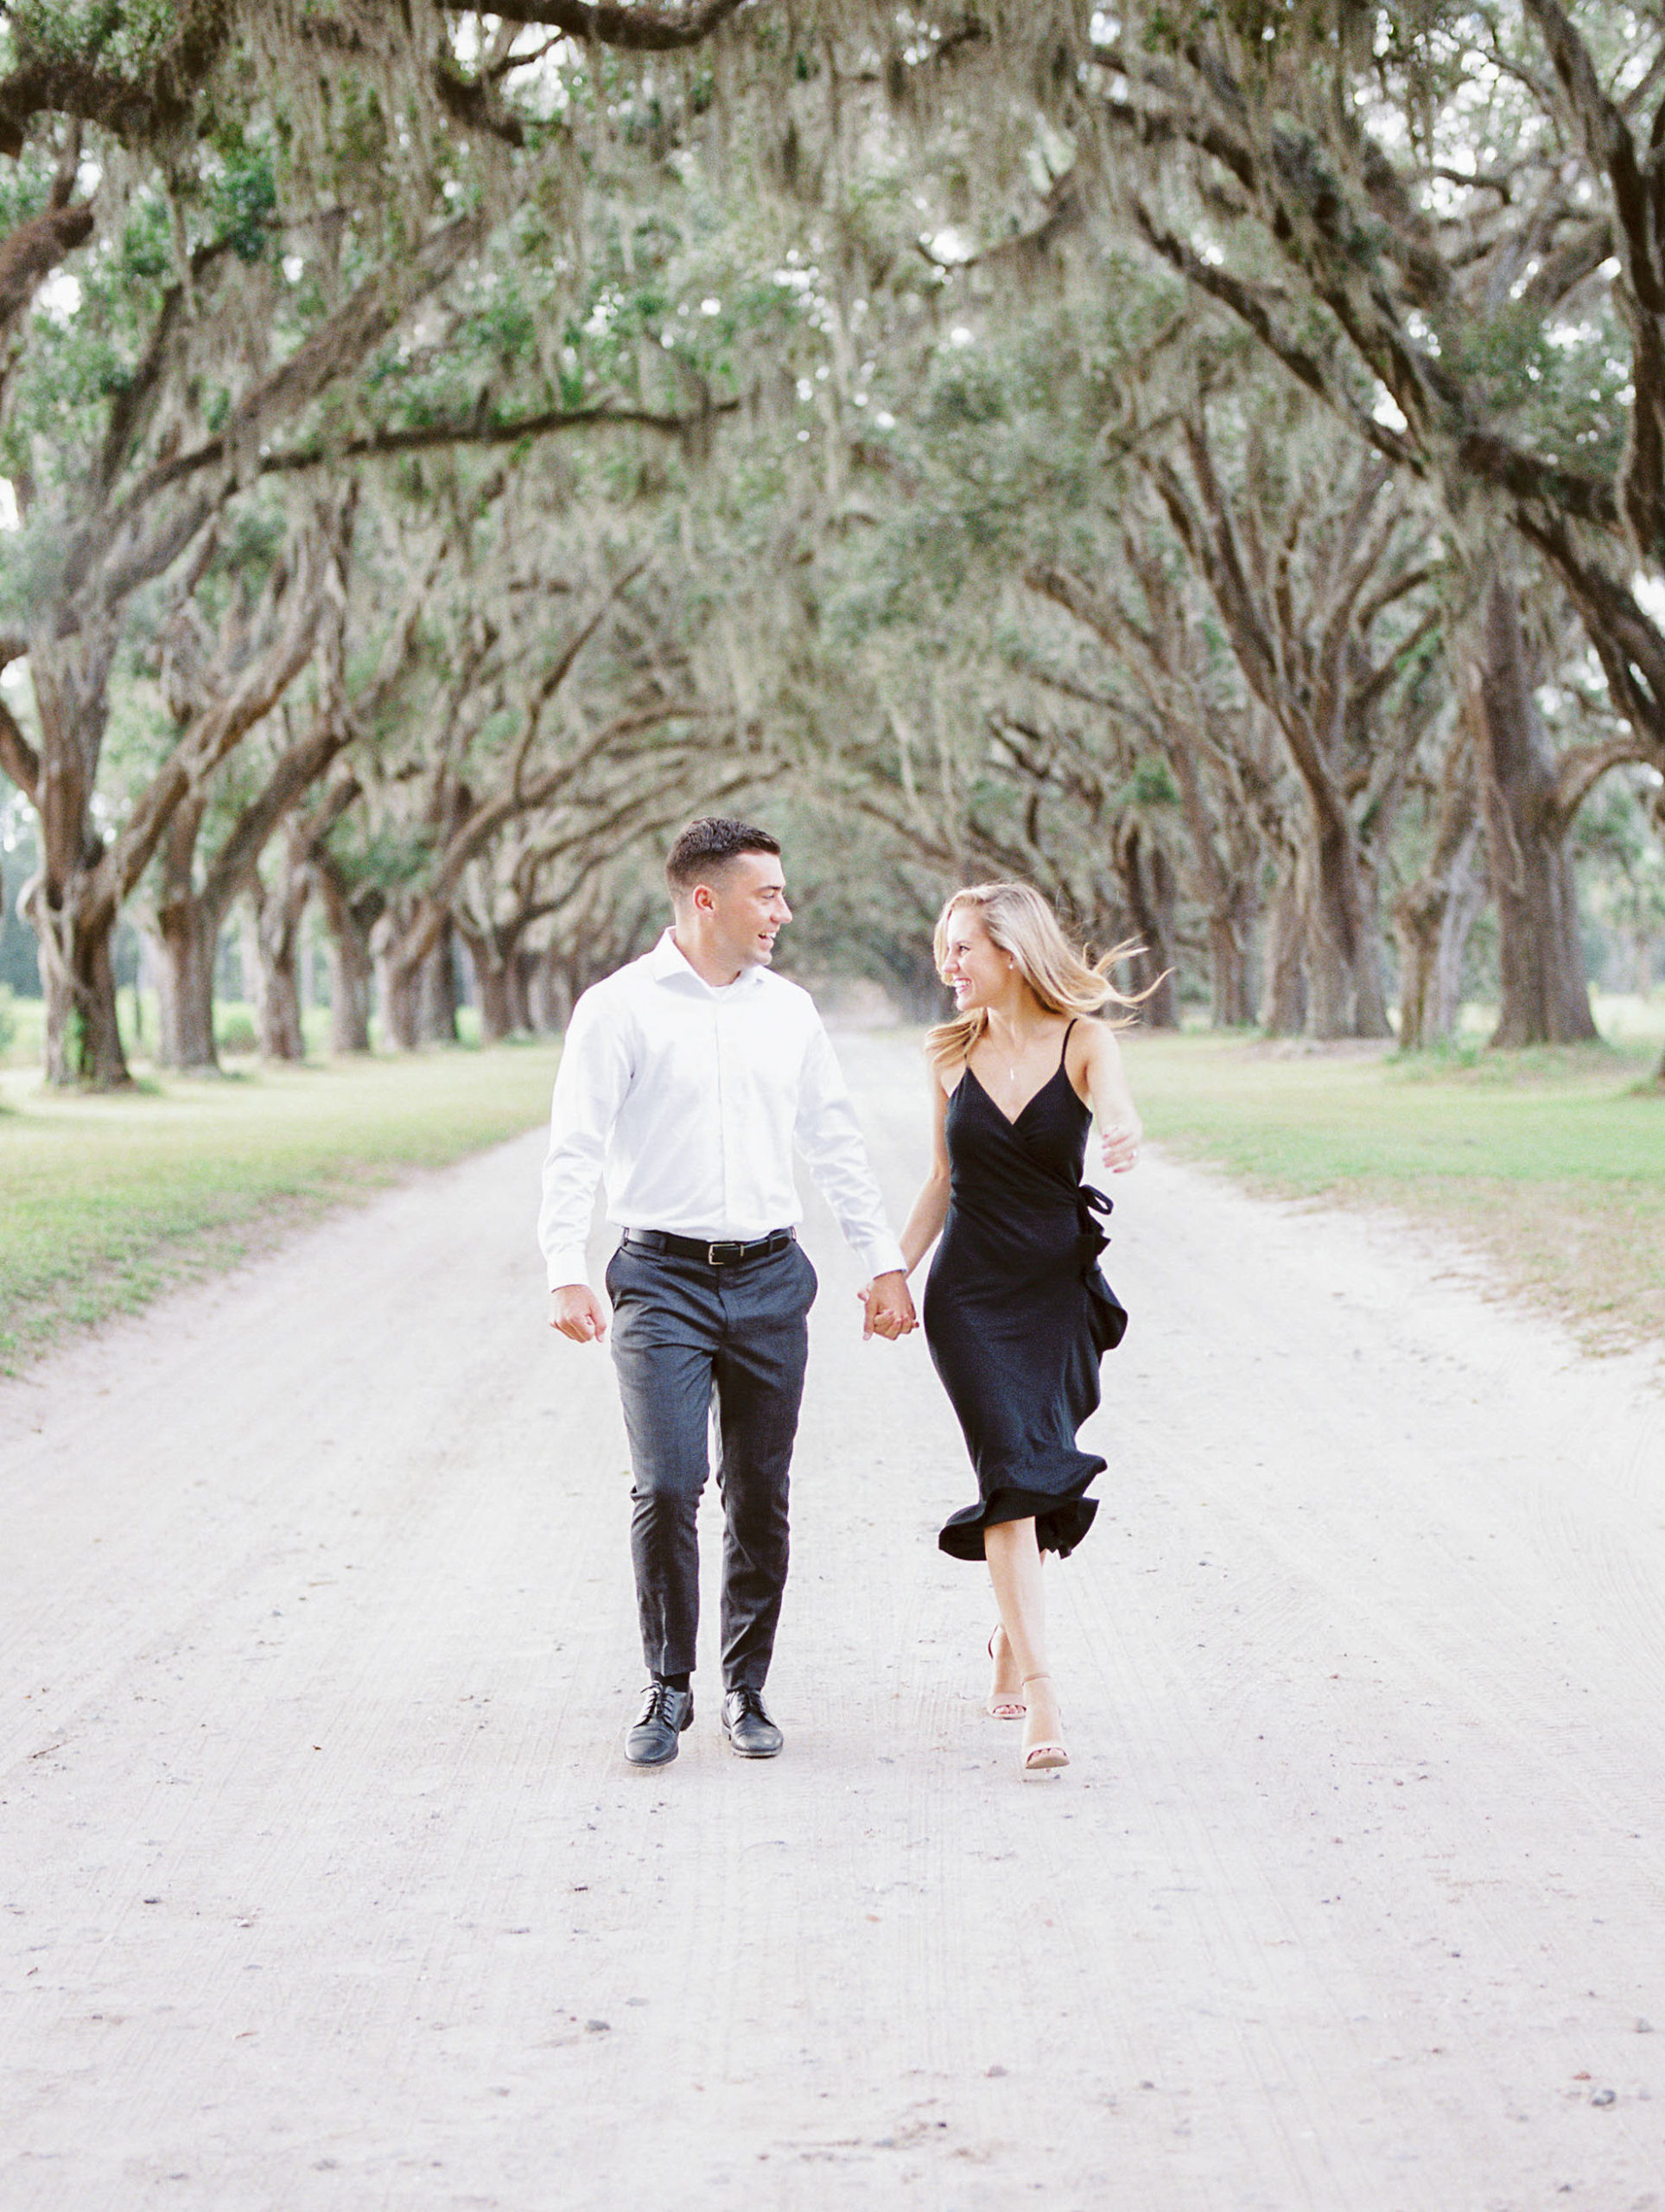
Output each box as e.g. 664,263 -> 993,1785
1125,1027 -> 1665,1352
0,992 -> 485,1069
0,1045 -> 558,1372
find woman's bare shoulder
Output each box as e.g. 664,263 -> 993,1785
1066,1013 -> 1123,1091
1071,1010 -> 1125,1046
925,1052 -> 963,1100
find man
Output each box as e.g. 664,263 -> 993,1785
539,817 -> 916,1767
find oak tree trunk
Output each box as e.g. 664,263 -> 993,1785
1469,579 -> 1598,1047
316,861 -> 378,1053
1395,823 -> 1484,1050
247,836 -> 315,1062
1259,868 -> 1307,1036
456,918 -> 523,1044
1300,810 -> 1393,1041
1393,721 -> 1480,1051
143,797 -> 221,1072
1206,887 -> 1256,1027
1394,833 -> 1463,1051
246,887 -> 306,1061
148,902 -> 221,1071
25,642 -> 131,1088
526,950 -> 573,1034
474,962 -> 516,1045
418,923 -> 461,1045
326,932 -> 374,1052
1115,823 -> 1180,1027
370,896 -> 434,1052
257,955 -> 305,1061
1431,834 -> 1486,1039
508,949 -> 537,1034
33,891 -> 130,1088
375,949 -> 423,1052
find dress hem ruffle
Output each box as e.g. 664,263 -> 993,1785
937,1483 -> 1100,1563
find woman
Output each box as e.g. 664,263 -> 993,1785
893,884 -> 1144,1776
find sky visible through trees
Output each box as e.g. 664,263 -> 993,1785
0,1 -> 1662,1086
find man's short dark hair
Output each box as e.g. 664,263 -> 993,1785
664,817 -> 782,895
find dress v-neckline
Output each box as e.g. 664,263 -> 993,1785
963,1060 -> 1066,1129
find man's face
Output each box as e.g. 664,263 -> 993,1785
702,850 -> 792,970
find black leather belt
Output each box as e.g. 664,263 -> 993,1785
622,1228 -> 797,1267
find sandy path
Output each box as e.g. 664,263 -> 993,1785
2,1028 -> 1662,2212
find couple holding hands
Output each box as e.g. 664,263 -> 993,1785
538,817 -> 1143,1777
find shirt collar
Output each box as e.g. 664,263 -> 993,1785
649,927 -> 766,997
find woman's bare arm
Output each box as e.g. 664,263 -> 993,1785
1071,1020 -> 1142,1175
897,1065 -> 954,1274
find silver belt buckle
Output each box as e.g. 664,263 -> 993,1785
707,1240 -> 746,1266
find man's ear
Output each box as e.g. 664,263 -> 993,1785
691,881 -> 716,915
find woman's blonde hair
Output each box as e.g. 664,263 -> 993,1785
925,882 -> 1151,1073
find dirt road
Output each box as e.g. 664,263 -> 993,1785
3,1031 -> 1662,2212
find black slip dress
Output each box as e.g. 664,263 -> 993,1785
924,1019 -> 1128,1563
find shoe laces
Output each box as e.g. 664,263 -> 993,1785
638,1681 -> 678,1724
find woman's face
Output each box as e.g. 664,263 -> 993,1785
941,911 -> 1013,1013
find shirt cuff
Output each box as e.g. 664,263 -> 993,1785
545,1249 -> 593,1293
852,1233 -> 907,1279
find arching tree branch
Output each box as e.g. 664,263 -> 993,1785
435,0 -> 750,51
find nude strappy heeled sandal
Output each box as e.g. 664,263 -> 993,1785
985,1625 -> 1026,1719
1020,1675 -> 1069,1773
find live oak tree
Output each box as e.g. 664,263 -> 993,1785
1084,0 -> 1665,1046
0,0 -> 797,1083
3,0 -> 1658,1071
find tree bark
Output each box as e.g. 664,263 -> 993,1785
1392,720 -> 1479,1050
325,930 -> 374,1052
374,942 -> 423,1052
148,905 -> 221,1071
256,945 -> 305,1061
455,919 -> 524,1045
1114,822 -> 1180,1027
1395,823 -> 1486,1050
372,887 -> 449,1052
1432,830 -> 1486,1037
474,962 -> 516,1045
370,891 -> 431,1052
245,833 -> 314,1062
507,948 -> 537,1034
1260,866 -> 1307,1036
32,892 -> 130,1088
1468,577 -> 1599,1046
143,797 -> 219,1071
372,909 -> 463,1048
418,922 -> 461,1046
525,950 -> 573,1034
24,637 -> 132,1087
315,856 -> 378,1054
1294,804 -> 1393,1040
1206,887 -> 1256,1027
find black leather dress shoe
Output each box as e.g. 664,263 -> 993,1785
721,1687 -> 783,1758
626,1681 -> 693,1765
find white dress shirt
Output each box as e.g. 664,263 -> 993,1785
538,930 -> 906,1290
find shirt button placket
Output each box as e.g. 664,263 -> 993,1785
715,1000 -> 732,1231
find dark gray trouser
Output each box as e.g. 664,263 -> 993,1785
604,1236 -> 817,1692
